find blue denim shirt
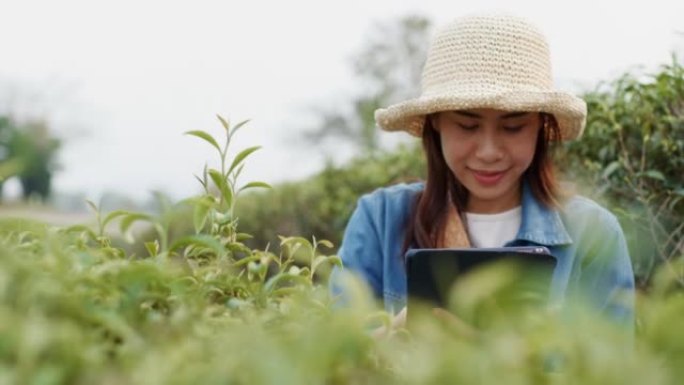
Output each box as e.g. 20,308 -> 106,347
331,181 -> 635,325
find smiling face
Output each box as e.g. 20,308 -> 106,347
432,108 -> 541,214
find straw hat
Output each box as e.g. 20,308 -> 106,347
374,13 -> 587,141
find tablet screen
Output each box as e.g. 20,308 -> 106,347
405,247 -> 557,310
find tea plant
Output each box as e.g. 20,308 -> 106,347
0,115 -> 683,384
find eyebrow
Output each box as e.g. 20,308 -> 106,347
454,111 -> 530,119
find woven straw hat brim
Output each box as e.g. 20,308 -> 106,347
375,89 -> 587,141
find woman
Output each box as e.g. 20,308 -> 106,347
331,13 -> 634,329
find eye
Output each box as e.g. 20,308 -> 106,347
458,123 -> 478,131
503,125 -> 524,133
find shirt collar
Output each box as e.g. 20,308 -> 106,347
514,180 -> 573,246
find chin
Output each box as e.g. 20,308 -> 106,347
466,180 -> 516,200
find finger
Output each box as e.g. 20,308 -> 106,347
392,307 -> 407,328
432,308 -> 478,339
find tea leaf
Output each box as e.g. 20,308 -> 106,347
86,200 -> 99,214
144,240 -> 160,257
643,170 -> 666,181
216,114 -> 230,132
228,146 -> 261,176
227,242 -> 251,256
208,169 -> 233,207
233,254 -> 261,267
193,202 -> 212,234
234,163 -> 245,181
64,225 -> 97,241
102,210 -> 131,230
236,233 -> 253,241
169,234 -> 225,257
316,239 -> 334,249
238,181 -> 272,193
119,213 -> 153,235
193,174 -> 207,189
263,273 -> 311,293
602,161 -> 621,179
228,119 -> 251,140
185,130 -> 221,153
312,255 -> 329,273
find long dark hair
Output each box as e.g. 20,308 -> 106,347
401,112 -> 563,257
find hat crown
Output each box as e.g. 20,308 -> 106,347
422,14 -> 553,96
373,13 -> 587,141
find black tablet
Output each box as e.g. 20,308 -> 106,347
405,246 -> 557,309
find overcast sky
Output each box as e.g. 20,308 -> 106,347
1,0 -> 683,202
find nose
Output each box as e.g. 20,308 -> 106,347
474,131 -> 504,163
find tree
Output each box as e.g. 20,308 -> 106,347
0,115 -> 60,201
305,15 -> 432,154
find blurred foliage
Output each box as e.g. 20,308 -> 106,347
556,56 -> 684,286
3,116 -> 684,384
236,144 -> 425,250
0,115 -> 60,201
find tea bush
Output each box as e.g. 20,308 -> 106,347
556,56 -> 684,285
1,116 -> 684,384
236,144 -> 425,250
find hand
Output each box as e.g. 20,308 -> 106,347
432,308 -> 478,340
371,307 -> 406,339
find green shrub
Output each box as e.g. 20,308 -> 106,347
557,56 -> 684,285
236,144 -> 425,250
1,115 -> 684,383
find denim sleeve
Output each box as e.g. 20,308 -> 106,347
329,195 -> 384,301
575,214 -> 635,328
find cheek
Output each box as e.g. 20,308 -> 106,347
440,133 -> 472,168
510,134 -> 539,168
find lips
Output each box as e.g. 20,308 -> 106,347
470,169 -> 507,186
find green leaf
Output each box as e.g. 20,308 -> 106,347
601,161 -> 621,179
184,130 -> 221,153
64,225 -> 97,240
227,242 -> 251,255
193,174 -> 207,189
102,210 -> 131,230
227,146 -> 261,176
316,239 -> 334,249
145,240 -> 160,257
643,170 -> 666,181
263,273 -> 311,293
236,233 -> 253,241
238,181 -> 272,193
217,114 -> 230,132
234,163 -> 246,181
86,200 -> 99,214
327,255 -> 342,267
193,201 -> 212,234
228,119 -> 250,140
233,255 -> 261,267
280,236 -> 313,252
119,213 -> 153,235
169,234 -> 225,257
208,169 -> 233,207
312,255 -> 329,273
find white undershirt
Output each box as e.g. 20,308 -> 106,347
465,206 -> 522,248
